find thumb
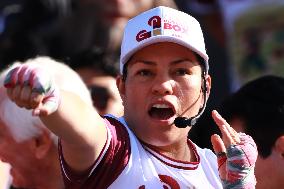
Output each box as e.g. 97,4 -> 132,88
211,134 -> 227,179
211,134 -> 226,153
32,88 -> 60,117
32,100 -> 60,116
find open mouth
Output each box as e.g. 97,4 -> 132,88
148,104 -> 175,120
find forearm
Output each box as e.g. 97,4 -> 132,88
40,90 -> 102,144
41,90 -> 108,171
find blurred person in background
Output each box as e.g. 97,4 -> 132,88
218,75 -> 284,189
0,0 -> 72,70
48,0 -> 178,61
0,56 -> 92,189
215,0 -> 284,84
68,48 -> 124,116
177,0 -> 284,85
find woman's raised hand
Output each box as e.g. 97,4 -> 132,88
4,64 -> 60,116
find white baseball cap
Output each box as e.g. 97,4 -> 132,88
120,6 -> 209,74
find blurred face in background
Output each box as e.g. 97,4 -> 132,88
76,68 -> 124,116
0,119 -> 38,188
79,0 -> 155,52
81,0 -> 154,24
229,116 -> 284,189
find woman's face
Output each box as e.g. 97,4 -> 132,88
118,42 -> 210,146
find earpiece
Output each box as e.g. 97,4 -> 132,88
201,71 -> 208,93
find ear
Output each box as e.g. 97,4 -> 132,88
274,136 -> 284,158
204,75 -> 211,99
116,76 -> 126,105
32,129 -> 54,159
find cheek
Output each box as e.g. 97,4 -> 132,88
0,141 -> 32,163
124,85 -> 147,110
125,79 -> 147,95
0,140 -> 16,158
177,78 -> 202,95
125,88 -> 143,105
176,79 -> 203,107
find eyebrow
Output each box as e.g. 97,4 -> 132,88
130,58 -> 196,67
171,58 -> 196,65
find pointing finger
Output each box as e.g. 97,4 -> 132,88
212,110 -> 240,146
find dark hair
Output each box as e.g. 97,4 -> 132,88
0,0 -> 72,71
218,75 -> 284,158
67,47 -> 120,77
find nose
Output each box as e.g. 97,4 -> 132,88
152,76 -> 174,95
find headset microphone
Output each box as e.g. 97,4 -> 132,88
174,76 -> 208,128
174,116 -> 198,128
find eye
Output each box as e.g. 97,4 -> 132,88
136,69 -> 153,77
174,68 -> 190,76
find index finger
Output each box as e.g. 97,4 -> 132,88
212,110 -> 240,146
4,66 -> 20,88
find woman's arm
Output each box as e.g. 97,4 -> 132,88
4,64 -> 107,172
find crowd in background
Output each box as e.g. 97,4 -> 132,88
0,0 -> 284,189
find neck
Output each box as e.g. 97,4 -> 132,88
147,138 -> 197,162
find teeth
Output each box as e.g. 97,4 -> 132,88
152,104 -> 170,108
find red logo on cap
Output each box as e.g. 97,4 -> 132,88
136,16 -> 161,42
136,16 -> 189,42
